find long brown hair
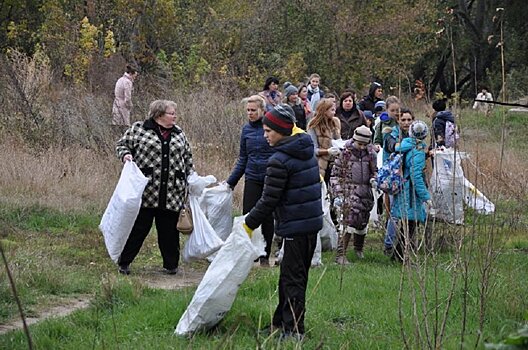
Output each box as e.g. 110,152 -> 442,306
307,99 -> 338,136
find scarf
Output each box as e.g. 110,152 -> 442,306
308,84 -> 321,111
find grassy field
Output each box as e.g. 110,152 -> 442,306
0,203 -> 527,349
1,106 -> 527,349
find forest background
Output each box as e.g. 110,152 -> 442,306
2,0 -> 528,102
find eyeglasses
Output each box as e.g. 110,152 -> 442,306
165,112 -> 176,116
247,108 -> 257,112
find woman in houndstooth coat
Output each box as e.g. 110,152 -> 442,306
115,99 -> 193,275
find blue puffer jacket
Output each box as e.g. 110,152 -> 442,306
391,137 -> 431,222
227,119 -> 275,187
245,132 -> 323,237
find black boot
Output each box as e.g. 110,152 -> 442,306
353,233 -> 366,259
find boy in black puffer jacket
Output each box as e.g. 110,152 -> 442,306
244,104 -> 323,341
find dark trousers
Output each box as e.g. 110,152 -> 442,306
118,207 -> 180,270
272,233 -> 317,335
243,180 -> 274,258
394,220 -> 417,262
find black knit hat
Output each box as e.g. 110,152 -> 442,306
263,104 -> 295,135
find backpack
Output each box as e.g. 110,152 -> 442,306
444,121 -> 459,148
376,152 -> 405,195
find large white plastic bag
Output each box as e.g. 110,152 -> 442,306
319,182 -> 338,251
200,183 -> 233,240
430,149 -> 466,224
99,161 -> 148,263
175,216 -> 263,336
183,173 -> 223,262
463,178 -> 495,214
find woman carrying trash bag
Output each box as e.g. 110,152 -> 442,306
116,99 -> 194,275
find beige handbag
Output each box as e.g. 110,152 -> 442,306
177,189 -> 193,235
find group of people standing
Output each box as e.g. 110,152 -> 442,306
110,66 -> 458,341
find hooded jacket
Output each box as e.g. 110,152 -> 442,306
374,112 -> 398,146
358,82 -> 383,113
227,118 -> 275,188
432,110 -> 455,147
390,137 -> 431,222
245,132 -> 323,237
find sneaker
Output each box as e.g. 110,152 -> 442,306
259,324 -> 280,336
279,331 -> 305,342
164,267 -> 178,275
259,257 -> 270,267
383,246 -> 394,257
118,265 -> 130,275
335,256 -> 351,265
355,250 -> 364,259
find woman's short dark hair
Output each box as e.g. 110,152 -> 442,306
263,76 -> 280,91
338,90 -> 356,110
400,107 -> 414,119
126,64 -> 139,74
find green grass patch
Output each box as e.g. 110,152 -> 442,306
1,204 -> 527,348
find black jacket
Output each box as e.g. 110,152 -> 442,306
432,110 -> 454,147
245,133 -> 323,237
358,82 -> 383,113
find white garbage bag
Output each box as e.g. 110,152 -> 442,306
311,234 -> 322,266
319,182 -> 338,251
200,183 -> 233,241
430,149 -> 466,224
175,216 -> 263,336
463,178 -> 495,214
183,173 -> 224,262
99,161 -> 148,263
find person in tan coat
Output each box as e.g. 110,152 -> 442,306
112,64 -> 138,127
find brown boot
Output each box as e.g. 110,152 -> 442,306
353,232 -> 366,259
335,233 -> 351,265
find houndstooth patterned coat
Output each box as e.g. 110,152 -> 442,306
116,118 -> 193,212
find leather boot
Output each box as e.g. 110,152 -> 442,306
353,232 -> 366,259
335,233 -> 351,265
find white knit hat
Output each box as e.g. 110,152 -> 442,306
409,120 -> 428,140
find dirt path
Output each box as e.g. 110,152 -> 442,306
0,296 -> 92,335
0,266 -> 205,336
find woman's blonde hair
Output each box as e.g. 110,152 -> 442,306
385,95 -> 401,119
244,95 -> 266,116
307,98 -> 337,135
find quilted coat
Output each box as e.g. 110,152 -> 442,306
330,140 -> 377,230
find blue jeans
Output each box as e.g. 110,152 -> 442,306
384,217 -> 398,249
